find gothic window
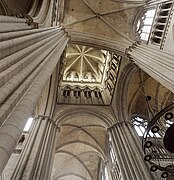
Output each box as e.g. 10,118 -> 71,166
94,89 -> 102,98
63,90 -> 66,96
111,62 -> 117,70
74,90 -> 80,97
94,91 -> 98,98
17,117 -> 34,148
74,87 -> 81,97
151,1 -> 173,45
107,134 -> 121,180
132,116 -> 160,137
63,89 -> 70,97
23,117 -> 33,132
137,9 -> 156,41
109,73 -> 114,81
84,89 -> 91,98
109,139 -> 116,164
62,86 -> 71,98
101,165 -> 110,180
104,166 -> 109,180
107,84 -> 112,93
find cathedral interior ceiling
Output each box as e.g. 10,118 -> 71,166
52,110 -> 108,180
63,0 -> 144,48
127,69 -> 174,119
52,0 -> 146,180
61,44 -> 106,85
4,0 -> 172,179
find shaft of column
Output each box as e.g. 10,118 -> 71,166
127,43 -> 174,93
0,27 -> 60,59
0,31 -> 64,104
10,117 -> 43,179
0,33 -> 66,127
0,24 -> 69,175
31,121 -> 58,180
0,15 -> 36,33
109,128 -> 128,180
11,117 -> 58,180
0,28 -> 59,72
109,122 -> 155,180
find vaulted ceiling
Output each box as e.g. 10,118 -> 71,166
52,109 -> 108,180
62,44 -> 106,83
127,69 -> 174,119
51,1 -> 147,179
63,0 -> 145,51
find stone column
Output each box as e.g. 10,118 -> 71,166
0,15 -> 69,175
11,117 -> 58,180
127,43 -> 174,93
109,121 -> 155,180
0,15 -> 32,32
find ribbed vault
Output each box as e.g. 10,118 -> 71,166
52,106 -> 114,180
63,0 -> 145,51
63,44 -> 105,83
127,69 -> 174,118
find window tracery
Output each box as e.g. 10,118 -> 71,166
132,116 -> 160,137
136,9 -> 156,41
151,1 -> 173,46
14,117 -> 34,154
73,87 -> 81,98
60,86 -> 104,104
94,89 -> 102,98
84,88 -> 91,98
59,45 -> 121,105
135,1 -> 173,47
63,87 -> 71,97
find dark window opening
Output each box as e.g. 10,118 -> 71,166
74,90 -> 81,97
63,89 -> 70,97
111,62 -> 117,70
109,73 -> 114,81
107,84 -> 112,92
84,91 -> 91,98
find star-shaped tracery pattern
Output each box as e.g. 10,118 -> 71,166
63,44 -> 106,83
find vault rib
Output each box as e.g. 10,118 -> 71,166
64,56 -> 81,74
85,54 -> 104,63
55,150 -> 94,180
100,16 -> 133,43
